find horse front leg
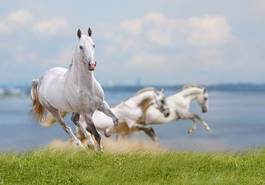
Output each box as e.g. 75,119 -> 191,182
98,101 -> 119,126
193,114 -> 211,132
186,113 -> 211,133
71,113 -> 96,149
83,114 -> 103,152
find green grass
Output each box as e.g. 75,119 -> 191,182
0,149 -> 265,185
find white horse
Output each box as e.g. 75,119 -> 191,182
31,28 -> 118,151
107,85 -> 211,141
145,85 -> 211,135
77,88 -> 170,142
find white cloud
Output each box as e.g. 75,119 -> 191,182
7,10 -> 33,24
99,12 -> 234,71
33,18 -> 69,36
187,16 -> 231,47
116,12 -> 232,48
119,12 -> 177,46
0,10 -> 32,34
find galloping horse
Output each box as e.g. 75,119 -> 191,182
31,28 -> 118,151
145,85 -> 211,135
77,88 -> 170,142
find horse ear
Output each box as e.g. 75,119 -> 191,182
88,27 -> 92,37
77,29 -> 81,39
160,88 -> 164,93
203,88 -> 207,93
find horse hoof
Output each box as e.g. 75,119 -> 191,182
187,129 -> 193,134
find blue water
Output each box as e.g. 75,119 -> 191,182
0,89 -> 265,151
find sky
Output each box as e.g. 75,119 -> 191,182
0,0 -> 264,85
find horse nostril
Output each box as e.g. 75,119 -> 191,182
165,112 -> 170,117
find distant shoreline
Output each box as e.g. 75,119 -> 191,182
1,83 -> 264,97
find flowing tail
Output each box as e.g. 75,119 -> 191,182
31,79 -> 61,127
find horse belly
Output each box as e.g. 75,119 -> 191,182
145,106 -> 173,124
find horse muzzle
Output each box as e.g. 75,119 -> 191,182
163,110 -> 170,117
88,62 -> 96,71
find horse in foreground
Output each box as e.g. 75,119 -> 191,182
108,85 -> 211,141
76,88 -> 170,142
31,28 -> 118,151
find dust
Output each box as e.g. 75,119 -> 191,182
48,138 -> 166,153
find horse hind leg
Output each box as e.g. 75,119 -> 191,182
45,104 -> 85,149
132,124 -> 158,142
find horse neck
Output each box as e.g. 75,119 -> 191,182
135,92 -> 154,124
179,87 -> 202,102
68,51 -> 94,88
131,91 -> 154,107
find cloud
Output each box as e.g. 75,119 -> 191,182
6,9 -> 33,24
100,12 -> 234,71
33,18 -> 69,36
187,16 -> 231,47
116,12 -> 232,48
0,10 -> 33,34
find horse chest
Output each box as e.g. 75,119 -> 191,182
69,90 -> 100,112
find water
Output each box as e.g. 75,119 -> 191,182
0,89 -> 265,152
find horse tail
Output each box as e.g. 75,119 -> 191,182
31,79 -> 45,124
30,79 -> 53,127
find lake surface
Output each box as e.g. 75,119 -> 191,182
0,88 -> 265,152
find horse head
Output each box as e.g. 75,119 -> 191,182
76,28 -> 96,71
196,87 -> 209,113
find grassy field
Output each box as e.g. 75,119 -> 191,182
0,148 -> 265,185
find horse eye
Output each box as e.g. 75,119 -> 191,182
79,46 -> 83,50
161,100 -> 165,104
93,44 -> 95,48
204,97 -> 208,101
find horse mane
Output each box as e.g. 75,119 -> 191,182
135,87 -> 156,95
182,84 -> 204,90
116,87 -> 156,107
